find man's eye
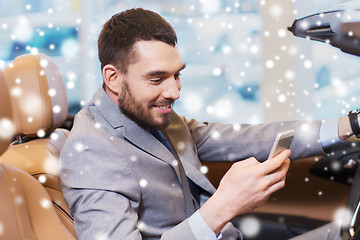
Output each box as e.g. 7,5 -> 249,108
174,73 -> 181,80
150,78 -> 162,84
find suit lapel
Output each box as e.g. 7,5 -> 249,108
164,114 -> 216,194
123,123 -> 182,179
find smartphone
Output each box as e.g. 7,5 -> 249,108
267,130 -> 295,160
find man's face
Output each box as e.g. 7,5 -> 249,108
117,41 -> 185,130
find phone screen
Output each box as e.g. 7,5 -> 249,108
268,130 -> 295,160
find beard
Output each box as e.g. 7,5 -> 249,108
117,81 -> 174,130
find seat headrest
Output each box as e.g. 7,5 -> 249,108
3,54 -> 68,138
0,71 -> 14,154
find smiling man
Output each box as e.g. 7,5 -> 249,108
104,40 -> 185,130
60,8 -> 359,240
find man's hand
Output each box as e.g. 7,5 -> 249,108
199,149 -> 291,235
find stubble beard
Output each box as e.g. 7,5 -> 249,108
117,81 -> 174,130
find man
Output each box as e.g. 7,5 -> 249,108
60,8 -> 358,240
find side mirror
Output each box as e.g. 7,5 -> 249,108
288,1 -> 360,56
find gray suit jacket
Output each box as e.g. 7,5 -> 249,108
60,87 -> 326,239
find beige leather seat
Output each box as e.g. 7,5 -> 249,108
0,54 -> 76,239
0,164 -> 75,240
0,68 -> 74,240
0,68 -> 14,153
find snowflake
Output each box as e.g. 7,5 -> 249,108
95,232 -> 109,240
40,198 -> 51,209
238,216 -> 261,238
53,105 -> 61,114
48,88 -> 56,97
38,175 -> 47,184
177,142 -> 185,150
95,99 -> 102,106
136,221 -> 147,231
333,207 -> 352,227
50,132 -> 59,141
277,94 -> 286,103
43,157 -> 59,175
11,86 -> 22,97
330,161 -> 341,172
214,99 -> 233,118
37,129 -> 46,138
94,122 -> 101,129
212,67 -> 222,76
0,118 -> 15,139
227,153 -> 237,162
250,45 -> 259,54
182,92 -> 203,114
15,196 -> 23,205
206,106 -> 215,114
74,142 -> 85,153
300,123 -> 310,132
277,29 -> 286,38
233,123 -> 241,131
265,60 -> 274,69
130,155 -> 137,162
139,179 -> 148,188
66,81 -> 75,89
211,131 -> 221,140
200,166 -> 208,174
39,59 -> 48,68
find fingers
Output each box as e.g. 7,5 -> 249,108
265,158 -> 290,182
263,158 -> 290,194
213,153 -> 291,219
265,176 -> 286,195
260,149 -> 291,175
232,156 -> 259,169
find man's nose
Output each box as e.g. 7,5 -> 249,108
162,77 -> 181,100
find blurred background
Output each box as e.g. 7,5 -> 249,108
0,0 -> 359,124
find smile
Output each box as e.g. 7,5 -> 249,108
158,105 -> 171,109
153,104 -> 173,114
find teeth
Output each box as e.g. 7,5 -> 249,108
159,105 -> 170,109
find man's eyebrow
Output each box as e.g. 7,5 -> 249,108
143,63 -> 186,77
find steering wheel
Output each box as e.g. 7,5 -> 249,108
340,142 -> 360,240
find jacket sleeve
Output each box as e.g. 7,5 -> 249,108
182,116 -> 326,162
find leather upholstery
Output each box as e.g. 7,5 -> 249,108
2,53 -> 68,137
0,70 -> 14,153
0,129 -> 75,236
0,164 -> 74,240
0,54 -> 76,239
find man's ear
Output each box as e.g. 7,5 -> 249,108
102,64 -> 123,94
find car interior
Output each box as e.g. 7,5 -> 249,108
1,5 -> 360,240
0,53 -> 358,240
0,53 -> 75,239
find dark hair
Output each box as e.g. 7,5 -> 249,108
98,8 -> 178,73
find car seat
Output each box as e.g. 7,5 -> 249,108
0,53 -> 76,238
